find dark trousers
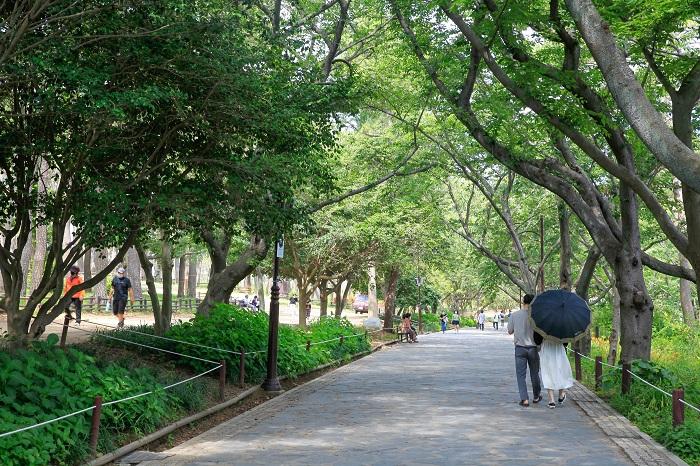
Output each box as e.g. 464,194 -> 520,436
478,323 -> 484,330
68,298 -> 82,322
493,322 -> 499,330
515,345 -> 541,401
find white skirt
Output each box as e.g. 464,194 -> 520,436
539,340 -> 574,390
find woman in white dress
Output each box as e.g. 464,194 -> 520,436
539,338 -> 574,408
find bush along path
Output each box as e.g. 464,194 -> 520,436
566,333 -> 700,466
0,305 -> 371,466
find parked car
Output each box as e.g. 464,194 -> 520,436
352,294 -> 369,314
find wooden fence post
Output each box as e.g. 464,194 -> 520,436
574,352 -> 582,381
89,396 -> 103,457
672,389 -> 685,427
219,360 -> 226,402
239,351 -> 245,388
340,335 -> 344,345
306,340 -> 311,351
60,314 -> 70,349
595,356 -> 602,390
621,363 -> 631,395
594,326 -> 600,338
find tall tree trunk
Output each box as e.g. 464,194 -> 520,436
30,159 -> 51,294
615,180 -> 653,362
30,225 -> 46,293
92,249 -> 111,302
558,203 -> 572,291
135,243 -> 162,334
673,186 -> 695,324
126,247 -> 143,300
158,238 -> 174,336
671,98 -> 699,325
177,255 -> 187,298
187,254 -> 199,298
197,234 -> 267,316
83,248 -> 92,282
573,248 -> 600,356
334,279 -> 352,318
255,266 -> 266,312
20,230 -> 34,296
319,279 -> 329,317
297,281 -> 313,328
368,264 -> 378,317
608,285 -> 621,365
383,267 -> 400,332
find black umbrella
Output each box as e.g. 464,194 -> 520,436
529,289 -> 591,343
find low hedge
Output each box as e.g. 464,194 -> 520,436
165,304 -> 371,382
0,335 -> 203,466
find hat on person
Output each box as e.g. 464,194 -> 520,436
70,265 -> 80,273
117,267 -> 126,274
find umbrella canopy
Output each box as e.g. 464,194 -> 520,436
530,289 -> 591,343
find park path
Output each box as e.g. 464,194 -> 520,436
138,328 -> 641,466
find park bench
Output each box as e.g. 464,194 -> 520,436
395,324 -> 411,343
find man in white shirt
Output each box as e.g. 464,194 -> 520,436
507,294 -> 542,407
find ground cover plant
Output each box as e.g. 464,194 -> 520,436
571,324 -> 700,465
0,335 -> 205,466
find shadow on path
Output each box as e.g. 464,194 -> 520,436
140,329 -> 634,466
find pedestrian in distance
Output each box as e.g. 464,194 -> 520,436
451,310 -> 460,332
540,338 -> 574,409
251,295 -> 260,311
439,312 -> 448,333
492,312 -> 499,330
64,265 -> 85,324
109,267 -> 135,328
477,310 -> 486,331
499,311 -> 505,330
305,301 -> 312,320
507,294 -> 542,407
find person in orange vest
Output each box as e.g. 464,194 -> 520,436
64,265 -> 85,324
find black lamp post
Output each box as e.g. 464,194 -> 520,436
262,238 -> 283,392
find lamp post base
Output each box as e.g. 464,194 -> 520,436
262,378 -> 283,392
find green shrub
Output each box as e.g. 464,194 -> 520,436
0,336 -> 185,466
588,331 -> 700,465
164,304 -> 370,382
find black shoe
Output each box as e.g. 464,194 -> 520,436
558,394 -> 567,404
519,400 -> 529,407
532,395 -> 543,404
548,402 -> 556,409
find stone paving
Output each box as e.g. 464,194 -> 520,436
138,329 -> 681,466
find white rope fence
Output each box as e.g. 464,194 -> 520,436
0,365 -> 221,439
69,325 -> 220,364
0,324 -> 387,440
565,346 -> 700,415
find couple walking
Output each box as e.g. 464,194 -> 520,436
507,293 -> 574,408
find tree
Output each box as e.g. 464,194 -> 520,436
381,0 -> 675,361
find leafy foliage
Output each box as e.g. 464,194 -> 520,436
584,327 -> 700,465
0,336 -> 197,466
112,304 -> 371,382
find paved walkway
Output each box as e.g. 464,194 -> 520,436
139,330 -> 643,466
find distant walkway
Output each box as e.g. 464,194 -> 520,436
141,330 -> 641,466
